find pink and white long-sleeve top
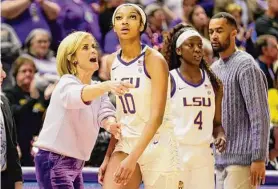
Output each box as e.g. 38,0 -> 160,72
34,74 -> 115,161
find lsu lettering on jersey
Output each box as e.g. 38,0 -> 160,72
170,68 -> 215,145
111,45 -> 173,138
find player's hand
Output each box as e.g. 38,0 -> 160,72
107,81 -> 134,96
114,156 -> 137,185
15,181 -> 23,189
106,122 -> 122,140
98,157 -> 110,185
250,160 -> 266,187
214,133 -> 226,153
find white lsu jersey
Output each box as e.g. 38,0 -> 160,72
170,68 -> 215,145
111,45 -> 173,138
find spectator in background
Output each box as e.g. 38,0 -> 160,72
225,3 -> 243,29
202,38 -> 214,65
188,5 -> 209,39
23,29 -> 59,92
269,75 -> 278,126
226,3 -> 246,48
267,76 -> 278,170
268,125 -> 278,170
82,0 -> 101,13
255,35 -> 278,89
99,0 -> 125,46
198,0 -> 214,18
144,3 -> 169,50
225,3 -> 255,55
168,0 -> 197,28
1,62 -> 23,189
56,0 -> 102,49
213,0 -> 258,28
181,0 -> 196,23
4,56 -> 53,166
257,0 -> 269,11
256,0 -> 278,39
1,23 -> 22,90
1,0 -> 60,46
163,0 -> 183,18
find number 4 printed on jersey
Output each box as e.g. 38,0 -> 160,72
194,111 -> 203,130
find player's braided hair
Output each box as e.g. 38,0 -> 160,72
161,23 -> 223,93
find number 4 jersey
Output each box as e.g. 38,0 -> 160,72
110,45 -> 173,138
170,68 -> 215,145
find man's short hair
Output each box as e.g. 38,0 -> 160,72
211,12 -> 238,31
255,34 -> 277,55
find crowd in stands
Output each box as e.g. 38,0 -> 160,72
1,0 -> 278,170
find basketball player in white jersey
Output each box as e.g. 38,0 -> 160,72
98,3 -> 180,189
161,23 -> 227,189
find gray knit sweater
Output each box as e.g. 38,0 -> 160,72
212,50 -> 270,168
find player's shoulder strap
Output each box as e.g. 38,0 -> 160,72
170,71 -> 177,97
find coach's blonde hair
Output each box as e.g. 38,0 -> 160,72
56,31 -> 92,76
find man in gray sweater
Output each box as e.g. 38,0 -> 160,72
209,12 -> 270,189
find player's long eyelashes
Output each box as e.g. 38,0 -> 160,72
115,16 -> 122,20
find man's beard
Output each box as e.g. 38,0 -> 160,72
212,36 -> 231,53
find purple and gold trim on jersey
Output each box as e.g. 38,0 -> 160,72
116,44 -> 151,79
176,68 -> 205,88
170,73 -> 176,97
117,52 -> 145,66
143,59 -> 151,79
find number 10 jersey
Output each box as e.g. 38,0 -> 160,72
110,45 -> 173,138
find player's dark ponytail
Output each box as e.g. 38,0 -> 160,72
200,60 -> 223,93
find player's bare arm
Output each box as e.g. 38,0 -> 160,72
129,48 -> 169,160
213,85 -> 226,153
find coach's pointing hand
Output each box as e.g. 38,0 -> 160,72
108,81 -> 135,96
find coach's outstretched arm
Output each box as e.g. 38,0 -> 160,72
60,77 -> 133,109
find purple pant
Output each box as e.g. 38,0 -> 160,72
35,149 -> 85,189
